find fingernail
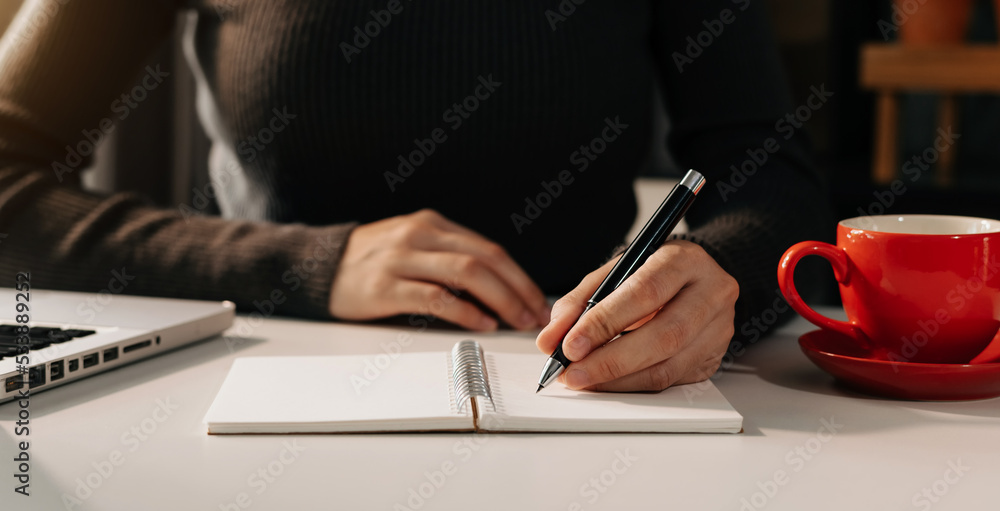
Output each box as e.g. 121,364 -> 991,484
565,369 -> 589,388
519,310 -> 536,329
479,316 -> 498,331
565,335 -> 588,359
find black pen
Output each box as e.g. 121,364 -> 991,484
535,169 -> 707,392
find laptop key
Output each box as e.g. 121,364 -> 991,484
0,324 -> 23,335
0,346 -> 22,358
47,331 -> 71,343
27,338 -> 51,350
62,329 -> 96,339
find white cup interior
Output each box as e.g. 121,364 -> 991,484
841,215 -> 1000,235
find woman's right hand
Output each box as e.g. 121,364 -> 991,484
328,209 -> 550,331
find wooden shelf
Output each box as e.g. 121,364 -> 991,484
859,43 -> 1000,185
861,44 -> 1000,93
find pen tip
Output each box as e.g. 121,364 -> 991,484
535,385 -> 544,394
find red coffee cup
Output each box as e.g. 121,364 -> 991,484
778,215 -> 1000,364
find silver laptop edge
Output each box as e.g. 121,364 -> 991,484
0,289 -> 235,404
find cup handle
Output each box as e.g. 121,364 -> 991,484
778,241 -> 871,348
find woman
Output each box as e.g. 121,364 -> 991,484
0,0 -> 829,391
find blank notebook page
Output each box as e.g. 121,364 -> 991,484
204,355 -> 471,433
483,353 -> 742,433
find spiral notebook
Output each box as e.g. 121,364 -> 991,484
204,341 -> 743,434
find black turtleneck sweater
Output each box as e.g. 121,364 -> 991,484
0,0 -> 830,340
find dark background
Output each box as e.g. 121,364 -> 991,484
2,0 -> 999,242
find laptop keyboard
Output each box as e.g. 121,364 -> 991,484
0,324 -> 96,360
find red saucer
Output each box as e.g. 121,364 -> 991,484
798,329 -> 1000,401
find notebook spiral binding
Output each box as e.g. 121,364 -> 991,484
451,340 -> 496,413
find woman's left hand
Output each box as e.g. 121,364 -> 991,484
535,240 -> 739,392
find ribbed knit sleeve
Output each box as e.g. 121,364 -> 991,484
0,0 -> 831,328
652,0 -> 835,342
0,0 -> 354,318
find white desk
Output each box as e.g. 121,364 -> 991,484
1,309 -> 998,511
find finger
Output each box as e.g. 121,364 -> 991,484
562,243 -> 695,361
433,231 -> 549,322
411,209 -> 483,238
392,251 -> 540,330
414,228 -> 550,325
534,258 -> 617,354
562,280 -> 727,389
393,281 -> 498,332
583,316 -> 732,392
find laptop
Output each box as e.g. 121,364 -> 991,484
0,288 -> 235,404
